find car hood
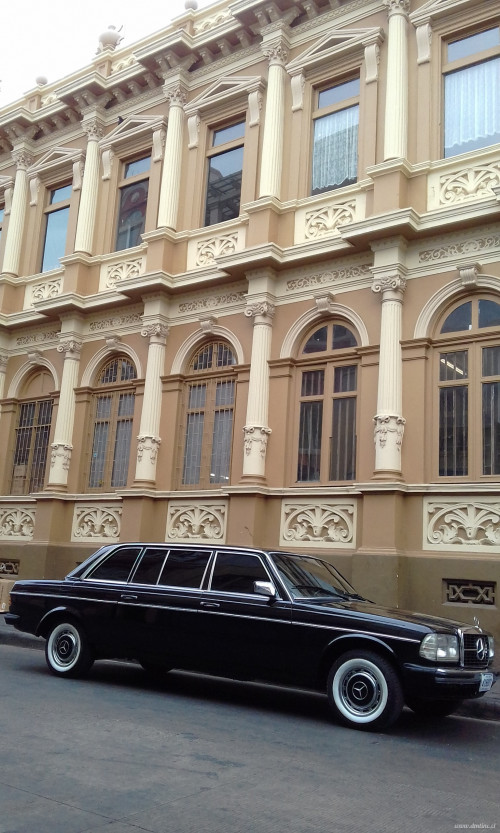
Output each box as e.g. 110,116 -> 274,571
297,597 -> 478,635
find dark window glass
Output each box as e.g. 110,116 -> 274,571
42,206 -> 70,272
298,400 -> 323,481
330,396 -> 356,480
210,551 -> 269,594
439,351 -> 468,381
124,156 -> 151,178
89,547 -> 142,582
301,369 -> 324,397
11,399 -> 53,494
115,180 -> 149,251
479,300 -> 500,329
132,548 -> 167,585
440,303 -> 472,333
483,381 -> 500,475
159,549 -> 212,588
205,145 -> 243,226
439,386 -> 468,476
332,325 -> 357,350
334,365 -> 357,393
303,327 -> 327,353
213,122 -> 245,147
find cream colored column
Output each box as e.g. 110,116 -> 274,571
134,321 -> 169,485
1,148 -> 32,277
383,0 -> 410,160
74,116 -> 104,254
47,336 -> 82,491
242,300 -> 275,482
157,83 -> 186,230
258,38 -> 288,199
372,272 -> 407,478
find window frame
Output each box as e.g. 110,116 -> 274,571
40,183 -> 73,272
434,296 -> 500,481
311,75 -> 360,195
294,322 -> 359,485
442,24 -> 500,159
204,118 -> 246,227
10,396 -> 54,495
114,153 -> 152,252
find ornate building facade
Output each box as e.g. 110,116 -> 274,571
0,0 -> 499,636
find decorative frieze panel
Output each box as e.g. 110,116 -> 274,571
418,233 -> 500,265
178,289 -> 246,315
286,262 -> 371,292
424,498 -> 500,552
280,500 -> 356,549
99,255 -> 146,291
166,501 -> 227,544
294,193 -> 365,244
71,505 -> 122,542
444,579 -> 496,606
0,559 -> 20,576
0,507 -> 36,540
25,278 -> 62,308
187,226 -> 246,269
428,153 -> 500,210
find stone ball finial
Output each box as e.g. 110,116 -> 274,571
97,25 -> 123,53
35,75 -> 48,86
185,0 -> 198,9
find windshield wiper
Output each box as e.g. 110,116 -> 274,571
292,584 -> 344,598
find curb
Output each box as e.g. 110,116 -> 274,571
2,622 -> 499,723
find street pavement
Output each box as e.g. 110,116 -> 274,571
2,613 -> 499,723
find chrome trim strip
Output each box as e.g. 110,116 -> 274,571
291,619 -> 421,644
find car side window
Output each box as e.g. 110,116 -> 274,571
158,549 -> 212,589
87,547 -> 142,582
131,548 -> 168,585
210,551 -> 270,594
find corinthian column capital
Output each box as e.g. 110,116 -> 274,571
164,83 -> 188,108
263,41 -> 289,67
371,272 -> 407,297
245,301 -> 276,321
384,0 -> 410,17
57,338 -> 82,358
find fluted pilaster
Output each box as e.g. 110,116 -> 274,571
242,300 -> 275,481
47,336 -> 82,490
134,321 -> 169,484
157,84 -> 187,230
74,116 -> 105,254
384,0 -> 410,160
259,39 -> 288,199
2,149 -> 32,277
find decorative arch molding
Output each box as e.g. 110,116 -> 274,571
80,343 -> 143,387
171,326 -> 245,375
414,274 -> 500,339
280,304 -> 369,359
7,357 -> 59,399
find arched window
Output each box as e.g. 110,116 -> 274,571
436,297 -> 500,478
296,322 -> 358,483
87,356 -> 137,490
180,341 -> 237,488
10,370 -> 54,494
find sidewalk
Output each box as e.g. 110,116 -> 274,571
2,614 -> 499,722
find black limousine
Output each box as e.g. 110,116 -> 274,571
4,544 -> 496,730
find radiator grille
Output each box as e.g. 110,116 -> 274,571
462,632 -> 490,669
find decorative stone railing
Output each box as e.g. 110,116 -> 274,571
427,148 -> 500,211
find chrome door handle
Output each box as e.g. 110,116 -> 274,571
200,601 -> 220,610
120,594 -> 138,601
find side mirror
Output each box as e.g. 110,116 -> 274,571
254,580 -> 277,601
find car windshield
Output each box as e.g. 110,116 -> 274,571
270,552 -> 363,600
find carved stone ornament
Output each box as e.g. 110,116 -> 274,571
166,502 -> 227,543
0,558 -> 20,576
243,425 -> 272,457
263,42 -> 289,66
57,338 -> 82,357
280,501 -> 355,549
425,500 -> 500,550
457,263 -> 480,286
384,0 -> 410,16
50,442 -> 73,470
165,85 -> 187,108
305,201 -> 356,239
137,435 -> 161,464
244,301 -> 276,320
196,233 -> 238,266
0,507 -> 36,540
140,322 -> 169,342
72,505 -> 122,541
105,257 -> 144,289
12,150 -> 34,170
373,414 -> 406,449
82,118 -> 105,142
371,274 -> 407,295
439,162 -> 500,206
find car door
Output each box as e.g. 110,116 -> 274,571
196,549 -> 292,683
115,546 -> 212,668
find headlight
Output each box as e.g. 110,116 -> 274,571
420,633 -> 459,663
488,637 -> 495,660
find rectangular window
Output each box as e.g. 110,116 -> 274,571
444,27 -> 500,157
330,366 -> 357,481
482,346 -> 500,476
11,400 -> 53,494
210,380 -> 235,484
312,78 -> 359,194
115,155 -> 151,251
205,121 -> 245,226
182,384 -> 206,485
41,184 -> 72,272
439,351 -> 469,476
297,370 -> 324,482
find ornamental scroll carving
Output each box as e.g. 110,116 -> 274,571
444,580 -> 496,606
196,234 -> 238,266
0,559 -> 20,575
438,163 -> 500,206
419,235 -> 500,264
30,279 -> 62,304
304,201 -> 356,239
425,499 -> 500,551
280,501 -> 355,549
243,425 -> 272,457
373,415 -> 406,450
0,507 -> 35,540
137,435 -> 161,464
166,502 -> 227,543
105,258 -> 144,289
72,505 -> 122,541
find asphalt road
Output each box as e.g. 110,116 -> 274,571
1,643 -> 499,833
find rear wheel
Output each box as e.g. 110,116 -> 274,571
406,696 -> 461,718
327,650 -> 404,731
45,620 -> 94,678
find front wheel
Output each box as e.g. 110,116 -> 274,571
45,620 -> 94,678
327,651 -> 404,731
